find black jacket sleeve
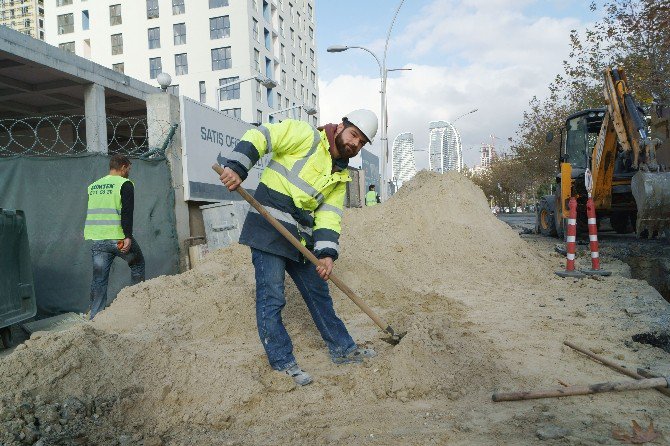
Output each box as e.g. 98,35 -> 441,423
120,181 -> 134,238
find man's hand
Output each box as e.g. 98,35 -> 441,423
121,237 -> 132,254
316,257 -> 334,281
219,166 -> 242,191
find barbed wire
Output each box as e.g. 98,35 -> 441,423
0,115 -> 176,158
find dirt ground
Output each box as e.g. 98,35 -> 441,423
1,171 -> 670,446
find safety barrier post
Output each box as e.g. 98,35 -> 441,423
581,197 -> 611,276
556,197 -> 585,278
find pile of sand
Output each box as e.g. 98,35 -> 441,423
1,171 -> 667,445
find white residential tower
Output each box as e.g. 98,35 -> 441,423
428,120 -> 463,173
44,0 -> 319,124
391,132 -> 416,188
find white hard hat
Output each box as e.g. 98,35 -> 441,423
343,109 -> 378,143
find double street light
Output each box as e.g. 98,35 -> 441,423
326,0 -> 407,202
268,104 -> 317,121
215,75 -> 277,112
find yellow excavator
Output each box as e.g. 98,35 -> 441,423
537,67 -> 670,238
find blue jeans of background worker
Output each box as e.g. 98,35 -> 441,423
89,238 -> 145,319
251,248 -> 357,370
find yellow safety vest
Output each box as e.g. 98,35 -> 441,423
365,191 -> 378,206
226,120 -> 350,261
84,174 -> 131,240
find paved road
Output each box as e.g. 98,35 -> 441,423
497,212 -> 535,231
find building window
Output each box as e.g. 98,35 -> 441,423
149,57 -> 162,79
252,0 -> 258,11
82,10 -> 89,30
209,0 -> 228,8
293,78 -> 297,96
56,13 -> 73,34
223,108 -> 241,119
175,53 -> 188,75
279,17 -> 284,37
56,0 -> 72,6
252,18 -> 259,42
284,97 -> 289,108
148,27 -> 160,49
310,71 -> 315,87
146,0 -> 159,19
280,44 -> 286,63
308,4 -> 313,21
264,28 -> 270,50
211,47 -> 232,70
59,41 -> 74,53
257,110 -> 262,124
256,80 -> 262,102
309,48 -> 314,63
113,62 -> 124,74
291,53 -> 296,70
254,49 -> 260,72
173,23 -> 186,45
199,81 -> 206,103
309,26 -> 313,43
109,4 -> 121,25
289,27 -> 294,46
219,76 -> 240,100
281,70 -> 286,89
209,15 -> 230,39
289,2 -> 293,20
312,93 -> 316,106
277,92 -> 282,107
111,33 -> 123,55
167,85 -> 179,95
172,0 -> 185,15
262,0 -> 270,21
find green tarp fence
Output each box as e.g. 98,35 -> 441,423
0,153 -> 179,315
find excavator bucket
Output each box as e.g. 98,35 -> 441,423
631,171 -> 670,236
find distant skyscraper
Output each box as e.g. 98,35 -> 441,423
480,143 -> 496,168
391,132 -> 416,187
428,120 -> 463,173
360,148 -> 380,192
0,0 -> 45,40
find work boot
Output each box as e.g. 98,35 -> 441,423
282,365 -> 313,386
332,347 -> 377,365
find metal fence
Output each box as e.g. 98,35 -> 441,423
0,115 -> 176,157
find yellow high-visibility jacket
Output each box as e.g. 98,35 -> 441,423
224,119 -> 351,261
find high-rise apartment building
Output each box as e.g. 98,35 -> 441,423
391,132 -> 416,187
0,0 -> 45,40
428,120 -> 463,173
44,0 -> 319,125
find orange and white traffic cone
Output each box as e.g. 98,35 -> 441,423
556,197 -> 585,278
581,196 -> 611,276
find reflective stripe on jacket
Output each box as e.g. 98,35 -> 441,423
84,175 -> 131,240
365,191 -> 378,206
224,119 -> 351,261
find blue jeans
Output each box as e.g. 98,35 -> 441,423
90,238 -> 145,319
251,248 -> 357,370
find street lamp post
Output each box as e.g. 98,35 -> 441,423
327,0 -> 406,202
215,75 -> 277,112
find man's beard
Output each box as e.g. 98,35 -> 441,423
334,132 -> 349,158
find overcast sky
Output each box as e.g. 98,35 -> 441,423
314,0 -> 598,173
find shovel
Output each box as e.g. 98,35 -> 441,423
212,164 -> 405,345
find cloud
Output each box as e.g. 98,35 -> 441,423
317,0 -> 591,172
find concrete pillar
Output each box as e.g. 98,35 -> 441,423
147,93 -> 190,272
84,83 -> 107,153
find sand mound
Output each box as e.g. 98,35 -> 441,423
0,171 -> 557,444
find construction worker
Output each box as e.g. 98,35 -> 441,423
365,184 -> 380,206
219,109 -> 378,386
84,154 -> 145,320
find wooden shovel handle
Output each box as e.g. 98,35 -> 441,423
212,164 -> 391,333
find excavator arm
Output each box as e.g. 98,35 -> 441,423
590,67 -> 667,235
